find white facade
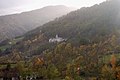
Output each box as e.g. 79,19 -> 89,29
49,35 -> 66,43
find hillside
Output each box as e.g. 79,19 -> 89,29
34,0 -> 120,44
0,5 -> 75,42
1,0 -> 120,79
1,0 -> 119,56
21,0 -> 120,47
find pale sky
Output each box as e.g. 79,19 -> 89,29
0,0 -> 106,16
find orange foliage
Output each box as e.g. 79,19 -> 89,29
110,54 -> 116,70
34,58 -> 44,65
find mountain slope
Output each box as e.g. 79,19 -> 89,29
26,0 -> 120,44
0,5 -> 75,42
1,0 -> 120,56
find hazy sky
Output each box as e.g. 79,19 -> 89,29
0,0 -> 106,15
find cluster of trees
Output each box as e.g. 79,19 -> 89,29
6,34 -> 119,79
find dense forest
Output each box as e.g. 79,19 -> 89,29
0,0 -> 120,79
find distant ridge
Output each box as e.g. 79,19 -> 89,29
0,5 -> 75,42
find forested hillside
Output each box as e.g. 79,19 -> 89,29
0,0 -> 120,79
32,0 -> 120,45
1,0 -> 120,56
